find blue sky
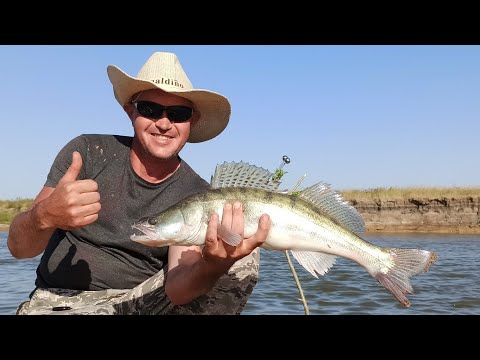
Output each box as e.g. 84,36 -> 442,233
1,45 -> 479,199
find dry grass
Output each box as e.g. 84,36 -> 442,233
0,199 -> 33,224
340,187 -> 480,202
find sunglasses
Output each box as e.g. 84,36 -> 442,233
132,100 -> 193,123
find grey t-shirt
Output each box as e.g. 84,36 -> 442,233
35,134 -> 210,290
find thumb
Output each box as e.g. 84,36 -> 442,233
60,151 -> 83,183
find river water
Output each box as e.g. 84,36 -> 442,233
1,232 -> 478,315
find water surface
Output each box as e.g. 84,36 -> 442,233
1,232 -> 478,315
244,233 -> 480,315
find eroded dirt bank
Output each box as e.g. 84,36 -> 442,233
1,197 -> 479,234
351,197 -> 480,234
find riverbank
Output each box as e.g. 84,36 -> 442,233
352,196 -> 480,234
0,199 -> 31,233
1,190 -> 480,234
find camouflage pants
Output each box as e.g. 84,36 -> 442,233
16,249 -> 260,315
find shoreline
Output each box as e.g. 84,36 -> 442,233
2,191 -> 480,235
364,225 -> 480,234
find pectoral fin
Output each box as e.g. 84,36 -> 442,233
290,250 -> 337,278
217,224 -> 243,247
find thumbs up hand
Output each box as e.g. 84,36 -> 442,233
42,151 -> 101,230
58,151 -> 84,184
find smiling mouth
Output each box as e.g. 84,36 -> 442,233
151,133 -> 172,140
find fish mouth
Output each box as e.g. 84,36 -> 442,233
130,223 -> 159,242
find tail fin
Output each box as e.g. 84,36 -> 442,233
373,248 -> 438,307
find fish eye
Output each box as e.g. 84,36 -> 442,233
148,217 -> 157,225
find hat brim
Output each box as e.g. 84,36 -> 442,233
107,65 -> 230,143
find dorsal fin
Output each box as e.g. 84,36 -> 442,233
298,182 -> 365,236
210,161 -> 281,191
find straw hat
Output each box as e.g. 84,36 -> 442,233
107,52 -> 231,143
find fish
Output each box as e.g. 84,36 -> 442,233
130,181 -> 438,308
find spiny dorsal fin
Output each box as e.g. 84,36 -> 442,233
289,250 -> 337,278
210,161 -> 281,191
298,182 -> 365,236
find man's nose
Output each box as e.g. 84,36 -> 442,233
155,112 -> 173,129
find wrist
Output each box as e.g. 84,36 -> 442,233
31,200 -> 54,231
201,255 -> 233,277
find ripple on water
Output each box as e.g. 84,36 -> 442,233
2,232 -> 480,315
244,235 -> 480,315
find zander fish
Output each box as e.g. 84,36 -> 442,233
130,182 -> 438,307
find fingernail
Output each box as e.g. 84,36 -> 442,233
233,202 -> 241,209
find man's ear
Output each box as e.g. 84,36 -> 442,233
124,103 -> 135,121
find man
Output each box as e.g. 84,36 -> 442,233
8,51 -> 271,315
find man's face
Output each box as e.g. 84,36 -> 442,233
126,89 -> 197,162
